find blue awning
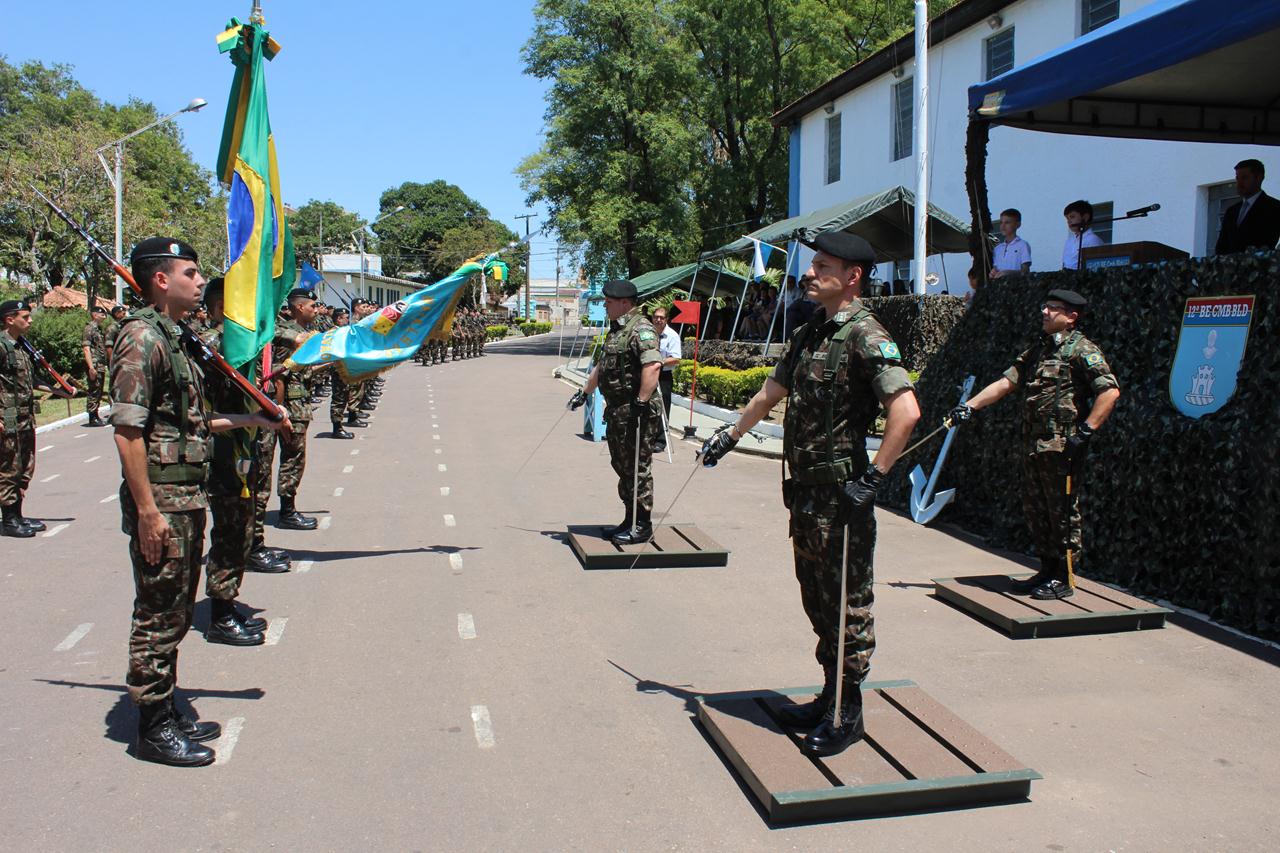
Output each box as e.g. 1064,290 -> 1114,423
968,0 -> 1280,145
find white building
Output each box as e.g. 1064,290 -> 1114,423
775,0 -> 1275,294
316,252 -> 420,307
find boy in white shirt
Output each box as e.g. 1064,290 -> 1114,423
1061,199 -> 1104,270
990,208 -> 1032,278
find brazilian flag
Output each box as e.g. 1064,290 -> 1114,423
215,14 -> 294,371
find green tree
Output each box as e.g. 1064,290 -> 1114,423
289,200 -> 365,268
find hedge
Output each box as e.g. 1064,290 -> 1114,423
486,324 -> 510,340
518,321 -> 553,336
877,252 -> 1280,639
672,362 -> 772,408
30,308 -> 92,382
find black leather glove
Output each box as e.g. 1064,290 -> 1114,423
1066,422 -> 1094,457
837,464 -> 886,523
946,404 -> 973,427
699,425 -> 739,468
630,398 -> 652,423
568,389 -> 587,410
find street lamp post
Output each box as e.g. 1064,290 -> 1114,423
95,97 -> 208,306
352,205 -> 406,301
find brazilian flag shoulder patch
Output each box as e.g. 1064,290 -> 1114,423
1084,352 -> 1104,366
878,341 -> 901,360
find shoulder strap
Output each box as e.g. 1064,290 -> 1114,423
820,317 -> 865,473
129,307 -> 193,464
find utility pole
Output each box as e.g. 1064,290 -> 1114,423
516,212 -> 536,320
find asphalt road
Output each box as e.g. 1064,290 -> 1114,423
2,330 -> 1277,851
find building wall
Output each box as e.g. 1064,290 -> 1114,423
792,0 -> 1275,295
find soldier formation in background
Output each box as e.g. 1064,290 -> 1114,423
415,305 -> 488,366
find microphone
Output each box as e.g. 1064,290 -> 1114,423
1126,203 -> 1161,217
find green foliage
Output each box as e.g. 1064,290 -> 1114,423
518,321 -> 553,337
672,361 -> 772,407
28,307 -> 91,381
878,254 -> 1280,639
486,324 -> 510,340
290,200 -> 364,267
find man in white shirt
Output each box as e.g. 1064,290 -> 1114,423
1061,199 -> 1104,270
990,208 -> 1032,278
651,306 -> 682,452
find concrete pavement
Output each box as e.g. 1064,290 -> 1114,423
1,328 -> 1277,850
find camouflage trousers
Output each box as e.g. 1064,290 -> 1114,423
789,485 -> 876,692
1021,450 -> 1082,569
252,429 -> 276,547
0,427 -> 35,506
605,403 -> 661,515
207,492 -> 252,601
122,487 -> 205,706
346,380 -> 366,414
86,361 -> 106,415
330,374 -> 349,423
276,419 -> 308,499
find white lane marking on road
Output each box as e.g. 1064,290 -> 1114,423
470,705 -> 495,749
43,523 -> 69,538
449,553 -> 463,573
350,449 -> 360,456
297,559 -> 314,574
457,613 -> 476,640
100,493 -> 118,503
437,464 -> 447,472
432,434 -> 440,440
83,455 -> 101,463
443,514 -> 456,527
74,433 -> 87,439
432,423 -> 439,428
264,617 -> 289,646
54,623 -> 94,652
440,486 -> 450,496
333,487 -> 344,497
434,448 -> 442,455
319,516 -> 332,530
41,474 -> 60,483
214,717 -> 245,765
39,445 -> 55,452
342,465 -> 354,473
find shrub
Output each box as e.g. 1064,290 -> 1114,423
486,324 -> 509,340
673,361 -> 772,408
518,321 -> 552,336
29,308 -> 91,381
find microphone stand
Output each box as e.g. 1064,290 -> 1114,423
1075,204 -> 1160,274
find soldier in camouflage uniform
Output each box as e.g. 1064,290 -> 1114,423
951,288 -> 1120,600
569,280 -> 663,545
1,300 -> 43,538
105,304 -> 127,364
258,289 -> 320,531
82,305 -> 109,426
110,237 -> 286,766
701,233 -> 921,758
326,308 -> 355,438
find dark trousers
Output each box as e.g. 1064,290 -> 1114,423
658,371 -> 674,420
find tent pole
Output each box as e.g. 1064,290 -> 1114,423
913,0 -> 930,297
700,267 -> 723,342
679,263 -> 701,339
762,242 -> 795,350
728,277 -> 749,343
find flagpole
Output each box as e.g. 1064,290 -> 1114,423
913,0 -> 930,297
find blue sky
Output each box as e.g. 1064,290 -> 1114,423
1,0 -> 567,279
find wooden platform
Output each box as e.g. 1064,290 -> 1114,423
697,681 -> 1039,822
566,523 -> 728,570
933,573 -> 1171,639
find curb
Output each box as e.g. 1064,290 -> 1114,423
36,406 -> 111,436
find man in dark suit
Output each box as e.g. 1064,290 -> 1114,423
1215,159 -> 1280,256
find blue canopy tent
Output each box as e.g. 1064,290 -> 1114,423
962,0 -> 1280,270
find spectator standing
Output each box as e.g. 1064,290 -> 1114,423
650,306 -> 681,452
991,208 -> 1032,278
1215,159 -> 1280,255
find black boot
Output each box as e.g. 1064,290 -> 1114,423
246,547 -> 290,573
135,701 -> 215,767
15,497 -> 45,532
1,504 -> 34,538
776,668 -> 836,728
167,697 -> 222,743
207,598 -> 265,646
276,497 -> 318,530
611,508 -> 653,546
211,598 -> 267,633
603,510 -> 633,540
345,413 -> 369,427
357,401 -> 376,411
86,412 -> 106,427
802,687 -> 865,757
330,421 -> 354,439
1010,558 -> 1057,594
1032,559 -> 1076,600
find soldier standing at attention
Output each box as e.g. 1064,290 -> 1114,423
949,289 -> 1119,600
700,233 -> 921,757
110,237 -> 286,765
326,308 -> 354,439
83,305 -> 109,426
569,279 -> 662,545
1,300 -> 44,538
258,288 -> 320,531
105,304 -> 127,364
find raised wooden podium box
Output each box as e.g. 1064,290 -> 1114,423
566,523 -> 728,569
1082,240 -> 1188,270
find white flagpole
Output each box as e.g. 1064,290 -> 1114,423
913,0 -> 929,296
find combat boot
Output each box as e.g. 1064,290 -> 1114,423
14,497 -> 45,532
86,412 -> 106,427
345,413 -> 368,427
1010,558 -> 1057,594
135,701 -> 215,767
1,504 -> 34,538
1032,560 -> 1076,600
330,421 -> 354,439
167,697 -> 222,742
776,668 -> 836,728
611,508 -> 653,546
357,401 -> 376,412
207,598 -> 265,646
604,510 -> 633,540
802,687 -> 865,757
276,497 -> 318,530
246,547 -> 289,573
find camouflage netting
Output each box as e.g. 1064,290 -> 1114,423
878,252 -> 1280,639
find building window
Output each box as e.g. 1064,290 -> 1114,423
1081,0 -> 1119,34
825,114 -> 841,185
1091,201 -> 1114,244
892,260 -> 911,292
984,28 -> 1015,80
892,79 -> 912,161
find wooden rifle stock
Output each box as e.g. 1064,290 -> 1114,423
16,337 -> 77,398
30,185 -> 285,420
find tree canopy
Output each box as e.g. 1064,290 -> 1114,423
289,200 -> 365,268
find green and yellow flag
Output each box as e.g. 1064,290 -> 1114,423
215,14 -> 294,371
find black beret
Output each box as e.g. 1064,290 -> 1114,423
90,305 -> 107,315
287,288 -> 317,302
1046,288 -> 1089,310
802,231 -> 877,265
130,237 -> 198,265
602,279 -> 637,299
0,299 -> 32,317
204,277 -> 225,301
110,304 -> 127,315
334,308 -> 349,317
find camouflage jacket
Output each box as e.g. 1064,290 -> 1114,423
109,308 -> 211,511
598,308 -> 663,416
83,321 -> 107,364
773,300 -> 913,484
0,332 -> 36,433
272,317 -> 313,421
1003,329 -> 1118,453
200,323 -> 256,497
104,320 -> 122,355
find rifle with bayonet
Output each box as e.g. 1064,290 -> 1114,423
31,186 -> 286,421
16,336 -> 77,398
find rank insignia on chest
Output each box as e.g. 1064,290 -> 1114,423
1084,352 -> 1103,367
879,342 -> 901,360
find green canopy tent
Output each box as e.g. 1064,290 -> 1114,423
629,261 -> 750,341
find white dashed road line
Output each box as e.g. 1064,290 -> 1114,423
434,448 -> 442,455
432,423 -> 439,428
100,493 -> 118,503
438,464 -> 447,472
449,553 -> 464,573
214,717 -> 245,765
43,523 -> 69,538
297,559 -> 314,574
319,517 -> 332,530
440,487 -> 450,496
83,455 -> 100,463
350,449 -> 360,456
470,705 -> 495,749
443,514 -> 456,527
263,617 -> 288,646
333,487 -> 344,497
74,433 -> 87,439
39,445 -> 55,453
40,474 -> 59,483
342,465 -> 354,473
54,623 -> 94,652
457,613 -> 476,640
